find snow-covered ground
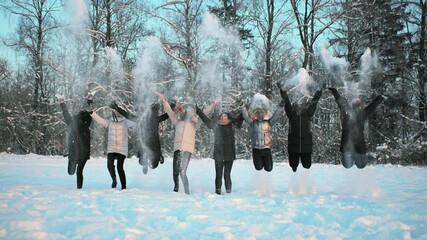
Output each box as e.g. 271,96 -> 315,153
0,153 -> 426,240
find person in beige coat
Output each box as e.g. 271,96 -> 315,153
156,92 -> 219,194
91,106 -> 136,190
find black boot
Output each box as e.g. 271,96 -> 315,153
112,178 -> 117,188
215,189 -> 221,195
226,189 -> 231,194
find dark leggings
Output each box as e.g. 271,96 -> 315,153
107,153 -> 126,189
215,160 -> 234,193
76,159 -> 88,189
173,150 -> 191,194
289,153 -> 312,172
252,148 -> 273,172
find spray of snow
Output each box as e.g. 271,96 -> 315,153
359,48 -> 379,91
319,46 -> 349,85
197,12 -> 245,111
199,12 -> 241,49
133,36 -> 164,110
320,46 -> 379,100
62,0 -> 91,103
131,36 -> 165,159
278,68 -> 315,103
249,93 -> 271,113
65,0 -> 88,34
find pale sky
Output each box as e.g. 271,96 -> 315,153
0,11 -> 21,66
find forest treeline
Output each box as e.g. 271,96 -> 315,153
0,0 -> 425,165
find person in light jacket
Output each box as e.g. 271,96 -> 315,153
241,98 -> 284,172
90,104 -> 136,190
156,92 -> 219,194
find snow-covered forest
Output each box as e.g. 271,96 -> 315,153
0,0 -> 426,164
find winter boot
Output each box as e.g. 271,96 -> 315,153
215,189 -> 221,195
112,178 -> 117,188
226,189 -> 231,194
160,156 -> 164,164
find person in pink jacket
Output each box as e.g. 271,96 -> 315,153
90,105 -> 136,190
156,92 -> 219,194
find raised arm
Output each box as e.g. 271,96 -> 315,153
241,105 -> 253,125
195,97 -> 220,128
232,112 -> 244,128
90,111 -> 109,127
269,103 -> 284,126
110,101 -> 137,121
306,89 -> 322,116
365,95 -> 383,116
329,88 -> 347,111
158,100 -> 177,123
203,97 -> 220,115
59,100 -> 72,126
196,106 -> 214,129
279,88 -> 294,117
156,92 -> 179,125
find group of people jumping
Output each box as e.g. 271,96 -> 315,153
59,84 -> 383,195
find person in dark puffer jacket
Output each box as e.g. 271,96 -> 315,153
59,96 -> 92,189
329,87 -> 383,169
278,85 -> 323,172
110,99 -> 179,175
196,103 -> 244,195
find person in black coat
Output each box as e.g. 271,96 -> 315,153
110,99 -> 179,174
196,104 -> 243,195
59,96 -> 92,189
279,86 -> 323,172
329,88 -> 383,169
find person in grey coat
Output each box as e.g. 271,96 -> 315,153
329,87 -> 383,169
241,98 -> 284,172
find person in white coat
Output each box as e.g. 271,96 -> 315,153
91,105 -> 136,190
156,92 -> 219,194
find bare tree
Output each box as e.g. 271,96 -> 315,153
1,0 -> 61,153
290,0 -> 343,70
249,0 -> 294,98
145,0 -> 204,90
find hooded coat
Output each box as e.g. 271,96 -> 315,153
281,90 -> 322,153
241,105 -> 283,149
330,90 -> 382,153
60,103 -> 92,164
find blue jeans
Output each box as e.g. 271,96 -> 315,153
341,152 -> 368,169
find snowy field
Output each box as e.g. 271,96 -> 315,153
0,153 -> 426,240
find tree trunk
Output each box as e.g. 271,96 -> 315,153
265,0 -> 274,98
419,0 -> 427,122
